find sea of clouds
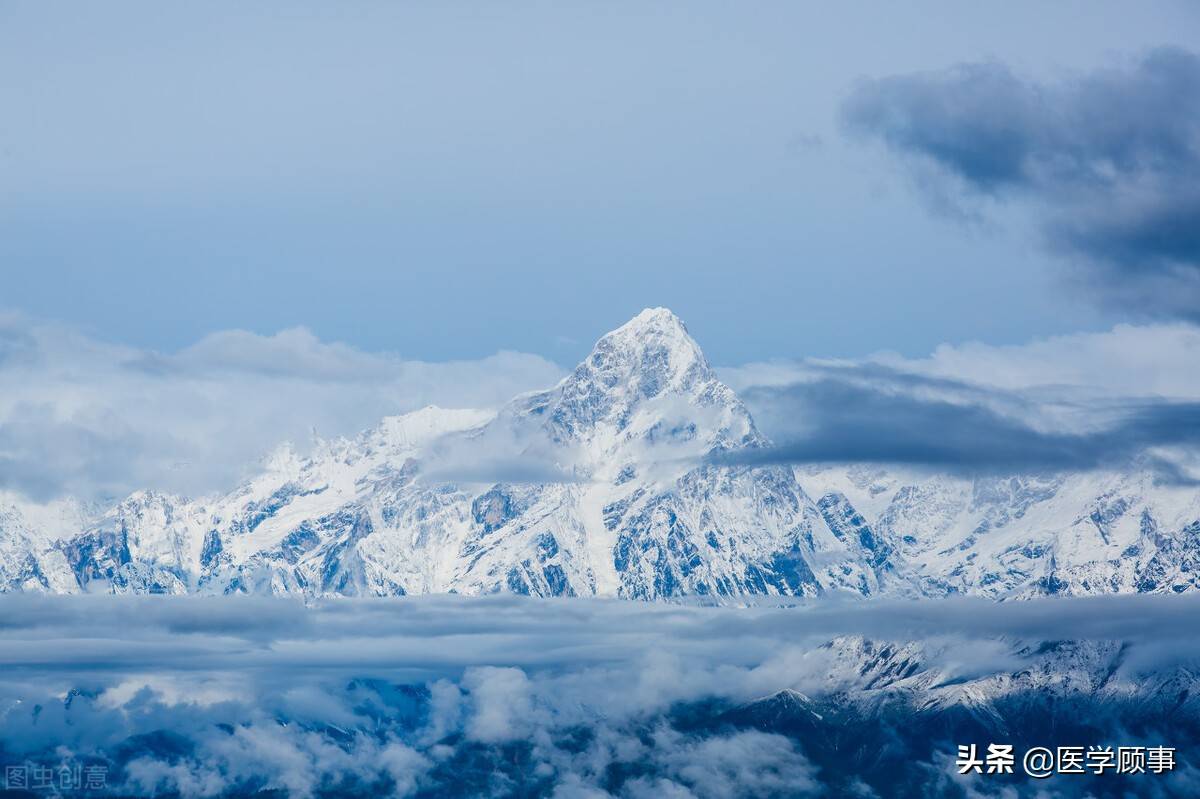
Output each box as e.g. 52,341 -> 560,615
1,594 -> 1198,798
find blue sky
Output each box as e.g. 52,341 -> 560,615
4,1 -> 1198,365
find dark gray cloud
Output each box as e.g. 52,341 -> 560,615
841,47 -> 1200,319
720,364 -> 1200,480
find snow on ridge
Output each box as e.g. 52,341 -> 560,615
1,308 -> 1198,601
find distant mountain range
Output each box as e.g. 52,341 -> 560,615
3,308 -> 1199,598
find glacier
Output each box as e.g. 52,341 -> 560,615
2,307 -> 1198,600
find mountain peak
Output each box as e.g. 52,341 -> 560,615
616,306 -> 688,333
606,307 -> 697,351
590,307 -> 708,376
580,307 -> 711,396
512,307 -> 761,454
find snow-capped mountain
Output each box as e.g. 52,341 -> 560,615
2,308 -> 1198,599
799,465 -> 1200,598
720,634 -> 1200,798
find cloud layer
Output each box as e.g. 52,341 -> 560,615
721,323 -> 1200,480
0,313 -> 563,502
0,594 -> 1198,798
841,47 -> 1200,319
721,364 -> 1200,481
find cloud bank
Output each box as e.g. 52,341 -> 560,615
0,594 -> 1197,798
720,323 -> 1200,480
0,313 -> 563,502
721,364 -> 1200,482
841,47 -> 1200,319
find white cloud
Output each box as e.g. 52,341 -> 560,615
0,312 -> 564,501
462,665 -> 538,744
0,594 -> 1196,798
645,728 -> 820,799
722,323 -> 1200,401
891,323 -> 1200,399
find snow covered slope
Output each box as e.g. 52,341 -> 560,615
2,308 -> 1198,598
799,465 -> 1200,597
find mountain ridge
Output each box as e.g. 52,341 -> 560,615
2,308 -> 1198,599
